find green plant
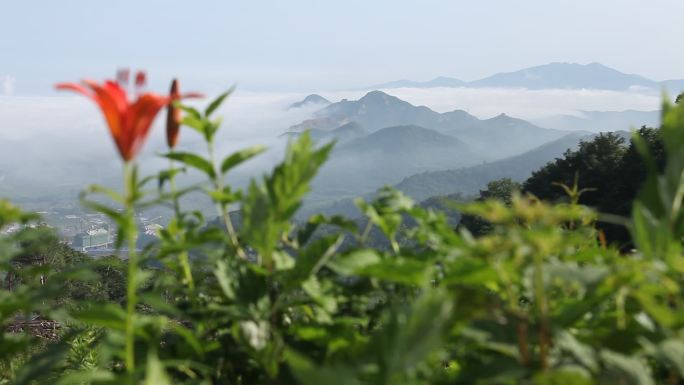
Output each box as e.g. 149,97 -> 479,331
2,90 -> 684,385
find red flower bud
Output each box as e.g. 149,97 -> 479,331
135,71 -> 147,88
166,79 -> 181,148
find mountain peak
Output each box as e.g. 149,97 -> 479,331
358,90 -> 406,105
288,94 -> 331,110
361,90 -> 392,99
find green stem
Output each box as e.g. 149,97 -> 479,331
533,253 -> 550,371
359,220 -> 373,245
168,157 -> 194,290
616,286 -> 628,330
207,140 -> 247,260
124,161 -> 137,374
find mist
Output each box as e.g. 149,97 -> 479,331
0,85 -> 663,213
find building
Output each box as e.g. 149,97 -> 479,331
72,228 -> 112,252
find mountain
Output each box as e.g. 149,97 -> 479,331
302,130 -> 619,218
336,124 -> 473,162
446,113 -> 567,158
288,94 -> 331,109
307,125 -> 485,207
289,90 -> 567,158
393,131 -> 593,201
468,62 -> 657,90
366,62 -> 684,92
370,76 -> 465,89
534,110 -> 660,133
281,122 -> 366,144
306,90 -> 449,131
324,124 -> 483,177
662,79 -> 684,94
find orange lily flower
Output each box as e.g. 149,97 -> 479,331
56,75 -> 168,161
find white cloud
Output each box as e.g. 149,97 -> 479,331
0,86 -> 668,206
331,87 -> 662,120
2,75 -> 15,95
0,86 -> 662,169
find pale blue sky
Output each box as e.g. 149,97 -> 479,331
2,0 -> 683,93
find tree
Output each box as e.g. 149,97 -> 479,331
459,178 -> 521,236
523,129 -> 664,248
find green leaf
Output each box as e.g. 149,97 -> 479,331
241,133 -> 334,260
533,367 -> 595,385
74,303 -> 126,331
81,184 -> 125,205
599,349 -> 654,385
156,167 -> 186,190
328,249 -> 382,276
297,214 -> 358,246
375,289 -> 453,381
286,349 -> 360,385
442,257 -> 498,286
205,88 -> 234,117
54,370 -> 116,385
207,186 -> 241,204
286,235 -> 343,288
139,292 -> 180,316
215,259 -> 235,300
12,342 -> 69,385
171,324 -> 205,357
555,330 -> 598,372
163,152 -> 215,178
144,350 -> 172,385
181,114 -> 206,136
653,339 -> 684,377
176,102 -> 201,119
221,145 -> 266,174
633,290 -> 676,328
357,257 -> 430,285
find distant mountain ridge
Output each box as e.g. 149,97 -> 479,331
368,62 -> 684,92
289,90 -> 567,158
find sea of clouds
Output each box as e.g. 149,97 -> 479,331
0,86 -> 665,203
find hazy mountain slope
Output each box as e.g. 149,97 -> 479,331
281,122 -> 366,144
447,113 -> 567,158
308,125 -> 484,204
534,110 -> 660,133
393,131 -> 592,201
289,90 -> 566,158
302,131 -> 592,218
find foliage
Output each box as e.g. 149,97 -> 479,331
523,128 -> 665,248
459,178 -> 521,236
3,94 -> 684,385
